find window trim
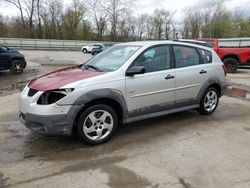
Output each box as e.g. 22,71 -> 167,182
126,44 -> 174,74
171,44 -> 203,69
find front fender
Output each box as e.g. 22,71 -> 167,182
73,88 -> 128,119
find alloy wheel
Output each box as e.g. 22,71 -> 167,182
83,110 -> 114,141
204,91 -> 218,112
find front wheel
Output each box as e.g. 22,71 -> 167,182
10,60 -> 24,74
198,87 -> 219,115
77,104 -> 118,145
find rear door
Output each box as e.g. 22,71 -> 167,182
173,45 -> 206,107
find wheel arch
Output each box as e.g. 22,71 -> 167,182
197,79 -> 223,103
11,56 -> 26,65
222,54 -> 240,63
71,89 -> 128,136
208,83 -> 221,97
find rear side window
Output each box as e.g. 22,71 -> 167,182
198,49 -> 212,64
173,46 -> 200,68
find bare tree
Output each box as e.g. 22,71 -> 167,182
36,0 -> 42,38
106,0 -> 134,41
38,0 -> 63,39
183,11 -> 202,38
146,15 -> 154,39
136,14 -> 147,40
152,8 -> 174,40
3,0 -> 37,36
61,0 -> 86,39
87,0 -> 108,40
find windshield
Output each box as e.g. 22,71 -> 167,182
84,45 -> 141,72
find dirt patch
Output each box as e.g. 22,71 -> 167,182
179,177 -> 193,188
243,127 -> 250,132
10,155 -> 151,188
105,165 -> 151,188
0,173 -> 9,188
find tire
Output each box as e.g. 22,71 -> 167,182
77,104 -> 118,145
223,58 -> 238,73
198,87 -> 219,115
82,49 -> 87,53
10,60 -> 24,74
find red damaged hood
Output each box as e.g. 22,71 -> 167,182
28,66 -> 105,91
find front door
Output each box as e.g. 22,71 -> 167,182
125,45 -> 175,117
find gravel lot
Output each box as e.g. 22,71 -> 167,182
0,50 -> 250,188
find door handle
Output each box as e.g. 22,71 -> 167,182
165,75 -> 175,80
200,70 -> 207,74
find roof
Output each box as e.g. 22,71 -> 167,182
117,40 -> 213,51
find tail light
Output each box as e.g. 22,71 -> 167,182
222,64 -> 227,76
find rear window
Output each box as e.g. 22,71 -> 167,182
198,49 -> 212,64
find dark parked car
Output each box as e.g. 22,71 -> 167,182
91,43 -> 114,55
0,45 -> 26,73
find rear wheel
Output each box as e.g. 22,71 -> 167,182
10,60 -> 24,74
223,58 -> 238,73
198,87 -> 219,115
77,104 -> 118,145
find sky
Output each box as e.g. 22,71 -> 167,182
0,0 -> 250,24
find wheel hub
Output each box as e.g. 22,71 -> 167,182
15,63 -> 21,70
94,121 -> 103,130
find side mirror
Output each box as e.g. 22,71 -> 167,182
126,66 -> 145,76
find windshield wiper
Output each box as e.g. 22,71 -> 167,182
82,64 -> 103,72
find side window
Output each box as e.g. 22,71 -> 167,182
173,46 -> 200,68
198,49 -> 212,63
133,46 -> 171,73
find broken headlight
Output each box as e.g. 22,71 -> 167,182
37,88 -> 74,105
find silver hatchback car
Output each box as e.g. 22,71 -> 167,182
19,41 -> 226,145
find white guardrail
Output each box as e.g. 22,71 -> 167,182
0,38 -> 108,51
1,37 -> 250,50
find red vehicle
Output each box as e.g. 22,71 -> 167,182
196,38 -> 250,73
